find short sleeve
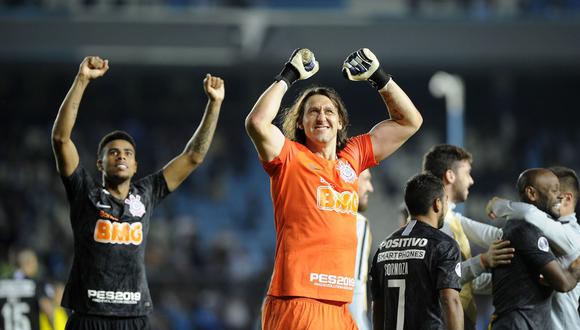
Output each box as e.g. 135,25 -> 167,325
261,138 -> 296,177
515,225 -> 557,270
60,166 -> 90,205
340,134 -> 378,174
435,240 -> 462,291
369,248 -> 384,299
135,171 -> 170,208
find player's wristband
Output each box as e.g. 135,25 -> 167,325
274,64 -> 300,87
369,68 -> 392,90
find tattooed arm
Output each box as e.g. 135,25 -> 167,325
162,74 -> 224,192
52,56 -> 109,177
369,80 -> 423,163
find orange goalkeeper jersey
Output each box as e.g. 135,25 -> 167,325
262,134 -> 377,302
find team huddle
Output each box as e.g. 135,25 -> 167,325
7,47 -> 574,330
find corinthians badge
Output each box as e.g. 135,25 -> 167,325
125,194 -> 146,217
337,160 -> 357,184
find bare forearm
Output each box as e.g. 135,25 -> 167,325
440,290 -> 463,330
52,75 -> 89,142
245,81 -> 286,134
378,80 -> 423,130
184,100 -> 221,164
542,261 -> 579,292
442,301 -> 463,330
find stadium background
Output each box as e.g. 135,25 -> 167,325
1,0 -> 580,329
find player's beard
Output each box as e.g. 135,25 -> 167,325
104,171 -> 132,186
452,183 -> 469,204
358,196 -> 368,213
536,193 -> 560,219
437,212 -> 445,229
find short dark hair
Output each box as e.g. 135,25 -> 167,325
97,130 -> 137,158
549,166 -> 579,204
281,86 -> 350,153
404,173 -> 445,217
422,144 -> 472,179
516,168 -> 547,202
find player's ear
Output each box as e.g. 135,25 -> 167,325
433,197 -> 442,213
444,169 -> 455,184
563,192 -> 573,203
96,159 -> 103,172
525,186 -> 537,201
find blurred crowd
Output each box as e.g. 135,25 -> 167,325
1,0 -> 580,17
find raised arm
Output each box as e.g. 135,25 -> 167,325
489,197 -> 580,257
244,81 -> 288,162
439,289 -> 463,330
51,56 -> 109,176
245,48 -> 319,162
342,48 -> 422,163
162,74 -> 223,192
370,80 -> 423,162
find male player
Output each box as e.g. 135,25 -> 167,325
348,169 -> 374,330
370,173 -> 463,330
245,48 -> 422,328
489,168 -> 580,329
488,166 -> 580,329
51,56 -> 224,329
423,144 -> 514,329
0,249 -> 50,330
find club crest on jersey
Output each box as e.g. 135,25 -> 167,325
336,160 -> 356,183
125,194 -> 146,217
537,236 -> 549,252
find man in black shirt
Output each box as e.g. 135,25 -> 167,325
0,249 -> 49,330
370,173 -> 463,330
492,168 -> 580,329
51,56 -> 224,329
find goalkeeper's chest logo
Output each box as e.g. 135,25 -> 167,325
336,160 -> 357,184
316,185 -> 358,215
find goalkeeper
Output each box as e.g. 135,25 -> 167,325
245,48 -> 423,329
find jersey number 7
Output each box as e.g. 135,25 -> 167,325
388,279 -> 406,330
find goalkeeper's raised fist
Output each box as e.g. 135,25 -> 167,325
275,48 -> 319,87
342,48 -> 391,89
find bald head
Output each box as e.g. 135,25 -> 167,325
517,168 -> 562,218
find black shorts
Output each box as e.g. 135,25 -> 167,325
65,312 -> 150,330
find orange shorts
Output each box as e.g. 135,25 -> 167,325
261,296 -> 358,330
